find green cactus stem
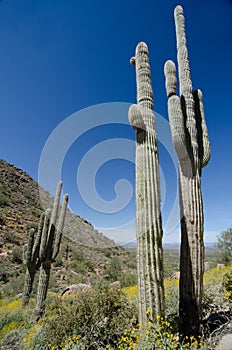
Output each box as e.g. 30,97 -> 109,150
22,213 -> 45,306
128,42 -> 164,330
164,5 -> 210,337
34,182 -> 69,321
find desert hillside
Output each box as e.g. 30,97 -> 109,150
0,159 -> 137,295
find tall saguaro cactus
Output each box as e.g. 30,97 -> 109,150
164,6 -> 210,337
22,213 -> 45,306
34,181 -> 69,321
128,42 -> 164,328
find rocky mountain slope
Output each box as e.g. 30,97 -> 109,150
0,159 -> 136,295
0,159 -> 114,248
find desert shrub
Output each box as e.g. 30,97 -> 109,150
122,285 -> 138,303
0,298 -> 32,348
119,271 -> 137,288
0,312 -> 25,334
30,207 -> 42,218
223,271 -> 232,307
110,316 -> 207,350
25,326 -> 49,350
1,273 -> 25,297
0,328 -> 25,348
53,257 -> 63,268
0,193 -> 9,207
0,212 -> 6,225
104,256 -> 122,280
202,266 -> 232,317
102,247 -> 113,258
3,230 -> 20,245
28,284 -> 137,349
10,246 -> 23,263
71,248 -> 85,262
0,260 -> 10,284
163,249 -> 180,278
69,259 -> 88,274
164,278 -> 179,327
135,317 -> 204,349
216,228 -> 232,264
26,222 -> 38,231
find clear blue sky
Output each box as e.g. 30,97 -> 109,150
0,0 -> 231,244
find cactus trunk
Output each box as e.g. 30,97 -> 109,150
179,166 -> 204,336
129,42 -> 164,329
164,5 -> 210,337
34,263 -> 51,322
22,267 -> 36,306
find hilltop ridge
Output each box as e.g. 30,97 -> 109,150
0,158 -> 114,248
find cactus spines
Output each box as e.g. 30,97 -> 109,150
164,5 -> 210,337
129,42 -> 164,329
22,213 -> 45,306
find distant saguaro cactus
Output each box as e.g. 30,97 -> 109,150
164,5 -> 210,337
22,213 -> 45,306
128,42 -> 164,329
34,181 -> 69,321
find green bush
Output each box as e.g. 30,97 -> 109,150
26,222 -> 38,231
30,284 -> 137,349
4,230 -> 20,245
1,273 -> 26,297
10,246 -> 23,263
0,212 -> 6,225
0,193 -> 9,207
119,272 -> 137,288
223,271 -> 232,307
30,208 -> 42,218
0,303 -> 31,348
0,329 -> 25,348
216,227 -> 232,264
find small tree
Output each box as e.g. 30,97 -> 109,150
216,228 -> 232,265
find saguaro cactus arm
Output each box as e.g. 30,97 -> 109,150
23,228 -> 35,267
39,208 -> 52,262
32,212 -> 45,259
164,60 -> 188,161
50,181 -> 62,225
193,89 -> 210,167
128,104 -> 145,132
52,193 -> 69,260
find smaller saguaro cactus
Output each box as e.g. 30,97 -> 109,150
22,213 -> 45,306
34,181 -> 69,321
164,5 -> 210,337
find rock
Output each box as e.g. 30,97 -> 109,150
217,334 -> 232,350
110,281 -> 121,289
171,271 -> 180,279
61,283 -> 91,297
0,251 -> 8,257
